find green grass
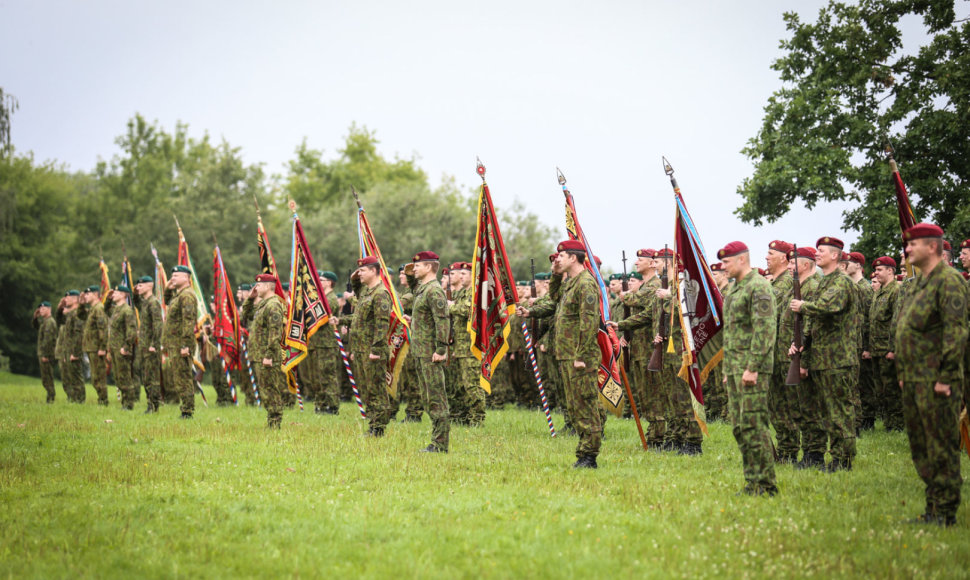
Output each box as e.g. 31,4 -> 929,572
1,371 -> 967,579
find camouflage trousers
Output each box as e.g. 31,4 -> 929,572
660,363 -> 702,446
703,365 -> 727,422
447,357 -> 485,426
163,356 -> 195,415
399,354 -> 424,419
210,359 -> 233,405
726,374 -> 777,493
39,358 -> 55,402
87,351 -> 108,405
559,361 -> 603,459
902,381 -> 963,518
137,349 -> 162,410
508,354 -> 538,408
110,349 -> 135,409
814,367 -> 857,464
60,357 -> 85,402
633,360 -> 664,446
768,365 -> 801,459
849,363 -> 862,432
873,356 -> 903,430
305,348 -> 341,413
352,354 -> 391,431
858,357 -> 877,427
236,347 -> 259,406
254,364 -> 286,427
415,357 -> 449,452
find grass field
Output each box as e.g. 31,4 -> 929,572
0,372 -> 967,579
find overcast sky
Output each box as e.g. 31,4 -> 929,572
3,0 -> 872,272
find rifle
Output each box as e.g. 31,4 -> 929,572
445,268 -> 453,365
786,244 -> 803,385
341,269 -> 353,316
529,258 -> 538,338
648,245 -> 669,372
620,251 -> 633,373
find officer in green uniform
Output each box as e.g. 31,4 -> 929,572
703,263 -> 729,421
397,266 -> 423,421
243,273 -> 287,428
107,285 -> 138,409
520,240 -> 604,468
80,285 -> 109,405
765,240 -> 798,462
235,283 -> 257,406
133,276 -> 164,413
405,251 -> 452,452
896,223 -> 966,527
720,242 -> 778,496
845,251 -> 876,432
162,266 -> 199,419
56,290 -> 85,402
33,301 -> 57,403
449,261 -> 485,425
307,271 -> 341,414
867,257 -> 902,430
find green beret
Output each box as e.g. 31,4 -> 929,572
535,272 -> 551,280
136,275 -> 154,284
114,284 -> 131,294
281,282 -> 290,291
608,273 -> 623,281
629,272 -> 642,280
171,265 -> 191,275
321,271 -> 338,282
399,264 -> 408,272
239,283 -> 252,291
85,285 -> 100,293
39,301 -> 51,308
65,290 -> 80,297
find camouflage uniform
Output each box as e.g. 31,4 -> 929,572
346,282 -> 392,434
135,294 -> 163,411
895,261 -> 966,522
655,291 -> 703,451
617,275 -> 663,445
530,270 -> 604,462
407,273 -> 451,451
162,286 -> 199,416
56,306 -> 85,402
855,278 -> 876,430
536,306 -> 562,415
245,294 -> 287,427
723,269 -> 778,494
768,269 -> 799,461
869,280 -> 902,430
107,301 -> 137,409
208,335 -> 233,406
448,286 -> 486,425
397,288 -> 424,420
307,289 -> 341,414
81,300 -> 109,405
34,314 -> 57,402
800,269 -> 857,469
782,274 -> 825,466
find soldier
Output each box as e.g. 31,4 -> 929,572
896,223 -> 966,527
244,273 -> 287,428
80,285 -> 109,405
719,242 -> 778,496
134,276 -> 164,413
867,256 -> 902,431
106,285 -> 137,409
703,263 -> 728,421
520,240 -> 604,468
202,303 -> 233,407
308,271 -> 341,415
234,283 -> 257,406
847,251 -> 876,432
451,262 -> 485,425
397,265 -> 423,421
405,251 -> 451,453
162,266 -> 199,419
55,290 -> 85,403
790,236 -> 857,472
765,240 -> 798,462
343,257 -> 393,436
32,301 -> 57,403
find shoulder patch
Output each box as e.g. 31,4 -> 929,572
945,291 -> 966,318
754,296 -> 772,317
584,294 -> 596,305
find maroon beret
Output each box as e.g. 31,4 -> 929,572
789,246 -> 817,261
872,256 -> 897,269
412,251 -> 440,262
902,223 -> 944,242
963,272 -> 970,281
943,240 -> 952,251
961,239 -> 970,250
254,273 -> 277,283
557,240 -> 585,254
895,274 -> 905,281
654,248 -> 675,259
440,267 -> 450,275
757,268 -> 768,276
548,253 -> 558,263
816,236 -> 844,250
450,261 -> 472,271
717,241 -> 749,260
357,256 -> 380,267
594,255 -> 602,267
710,262 -> 724,272
637,248 -> 656,258
768,240 -> 793,255
840,252 -> 851,262
849,251 -> 866,265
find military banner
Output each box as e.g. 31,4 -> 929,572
559,169 -> 624,416
257,212 -> 287,302
175,219 -> 211,329
468,160 -> 517,395
150,242 -> 168,320
282,207 -> 331,376
99,258 -> 110,304
212,244 -> 241,371
886,145 -> 917,276
120,251 -> 139,326
355,191 -> 410,398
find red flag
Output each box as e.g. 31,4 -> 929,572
257,214 -> 287,302
559,170 -> 625,416
150,243 -> 168,320
212,245 -> 241,371
282,209 -> 331,375
99,258 -> 111,304
175,221 -> 210,328
887,149 -> 917,277
356,194 -> 410,398
469,160 -> 518,394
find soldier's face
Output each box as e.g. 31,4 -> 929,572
413,262 -> 432,279
398,272 -> 407,285
628,278 -> 642,291
255,281 -> 274,298
721,254 -> 742,278
815,246 -> 838,268
874,265 -> 895,285
609,279 -> 621,293
171,272 -> 190,288
765,249 -> 787,271
960,248 -> 970,269
39,306 -> 51,317
871,279 -> 880,291
635,256 -> 652,273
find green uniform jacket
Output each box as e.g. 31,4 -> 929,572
34,316 -> 57,358
136,295 -> 163,355
868,281 -> 898,356
800,269 -> 856,370
723,269 -> 777,376
347,283 -> 391,358
855,278 -> 874,352
81,302 -> 108,352
108,302 -> 137,353
530,270 -> 600,363
770,270 -> 793,369
162,287 -> 198,357
249,295 -> 286,365
449,286 -> 473,358
308,290 -> 340,351
617,275 -> 660,360
56,308 -> 84,358
407,276 -> 450,357
895,261 -> 968,385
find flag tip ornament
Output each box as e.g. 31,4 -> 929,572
663,156 -> 674,176
288,199 -> 297,213
556,167 -> 566,186
476,157 -> 485,179
351,186 -> 362,209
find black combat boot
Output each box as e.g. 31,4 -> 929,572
795,451 -> 824,470
572,455 -> 598,469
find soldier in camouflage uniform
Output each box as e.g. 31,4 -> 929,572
447,262 -> 485,425
134,276 -> 164,413
342,258 -> 393,436
405,251 -> 451,452
56,290 -> 85,403
719,242 -> 778,496
162,266 -> 199,419
243,273 -> 287,428
790,237 -> 857,471
305,271 -> 341,414
202,298 -> 233,407
80,285 -> 110,405
764,241 -> 799,462
397,266 -> 423,421
521,240 -> 604,468
839,252 -> 867,433
33,301 -> 58,403
895,224 -> 966,527
534,271 -> 562,413
844,252 -> 876,431
702,263 -> 729,421
107,285 -> 138,409
867,257 -> 902,430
